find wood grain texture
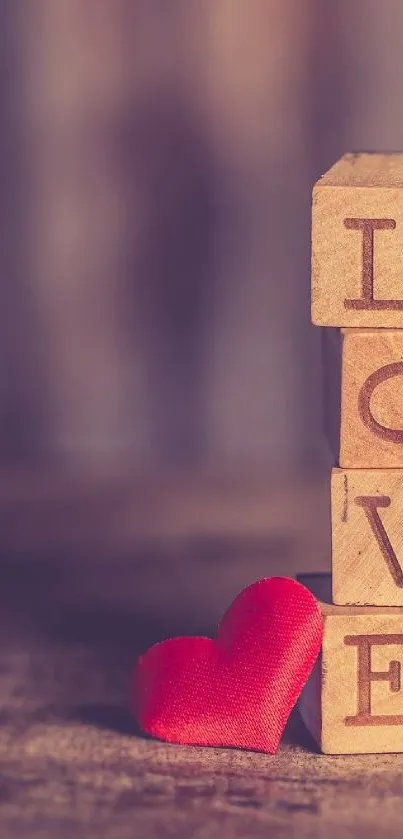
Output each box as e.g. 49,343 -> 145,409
339,329 -> 403,468
312,153 -> 403,327
322,327 -> 342,463
332,468 -> 403,606
299,574 -> 403,754
2,470 -> 403,835
2,641 -> 403,839
0,470 -> 327,838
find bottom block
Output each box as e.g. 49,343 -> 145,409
298,574 -> 403,754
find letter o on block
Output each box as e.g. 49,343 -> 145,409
358,362 -> 403,443
339,331 -> 403,468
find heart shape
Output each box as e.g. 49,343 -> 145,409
132,577 -> 323,753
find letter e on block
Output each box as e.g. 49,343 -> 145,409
298,575 -> 403,754
312,153 -> 403,327
339,330 -> 403,468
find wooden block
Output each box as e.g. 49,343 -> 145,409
298,574 -> 403,754
312,153 -> 403,328
332,468 -> 403,606
337,329 -> 403,468
322,328 -> 342,463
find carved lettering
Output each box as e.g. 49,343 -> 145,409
345,634 -> 403,726
344,218 -> 401,310
355,496 -> 403,586
358,362 -> 403,443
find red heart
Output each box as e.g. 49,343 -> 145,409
132,577 -> 323,754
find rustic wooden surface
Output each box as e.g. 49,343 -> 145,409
2,469 -> 403,837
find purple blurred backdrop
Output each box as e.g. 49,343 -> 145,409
0,1 -> 401,471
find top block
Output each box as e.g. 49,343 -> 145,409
312,153 -> 403,327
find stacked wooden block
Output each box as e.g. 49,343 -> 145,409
299,153 -> 403,754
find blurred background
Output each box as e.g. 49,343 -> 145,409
3,0 -> 401,473
0,0 -> 403,839
0,1 -> 402,633
1,7 -> 403,828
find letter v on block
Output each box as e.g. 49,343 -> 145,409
331,469 -> 403,605
354,496 -> 403,588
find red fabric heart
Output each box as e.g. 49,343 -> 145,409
132,577 -> 323,754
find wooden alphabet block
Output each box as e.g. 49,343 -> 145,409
332,468 -> 403,606
298,574 -> 403,754
328,328 -> 403,468
312,153 -> 403,328
322,327 -> 342,464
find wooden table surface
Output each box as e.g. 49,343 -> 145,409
0,468 -> 402,838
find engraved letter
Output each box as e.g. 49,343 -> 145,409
355,496 -> 403,586
344,218 -> 400,310
345,634 -> 403,726
358,362 -> 403,442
